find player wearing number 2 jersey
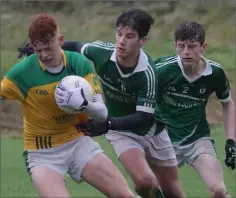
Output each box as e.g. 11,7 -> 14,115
155,55 -> 230,146
154,21 -> 235,198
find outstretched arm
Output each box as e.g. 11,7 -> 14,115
76,111 -> 158,137
77,64 -> 163,136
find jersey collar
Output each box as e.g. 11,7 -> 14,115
110,48 -> 150,78
39,50 -> 67,71
177,55 -> 212,82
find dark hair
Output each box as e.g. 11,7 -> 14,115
28,13 -> 58,46
116,8 -> 154,38
174,21 -> 205,45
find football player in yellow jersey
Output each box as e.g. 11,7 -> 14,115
1,13 -> 134,198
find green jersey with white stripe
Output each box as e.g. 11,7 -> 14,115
154,55 -> 231,146
81,41 -> 157,136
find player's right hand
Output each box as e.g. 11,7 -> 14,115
17,42 -> 35,59
55,81 -> 88,112
225,139 -> 235,170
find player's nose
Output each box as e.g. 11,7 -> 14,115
119,36 -> 126,45
41,50 -> 48,58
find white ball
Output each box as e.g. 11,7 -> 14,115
56,75 -> 94,114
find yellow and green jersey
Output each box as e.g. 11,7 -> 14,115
1,50 -> 101,150
154,55 -> 231,146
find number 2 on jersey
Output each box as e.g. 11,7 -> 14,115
182,86 -> 189,94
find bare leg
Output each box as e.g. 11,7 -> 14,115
191,154 -> 230,198
81,153 -> 134,198
31,166 -> 70,198
119,149 -> 160,198
149,162 -> 185,198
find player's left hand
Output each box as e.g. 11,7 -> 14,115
55,81 -> 88,111
76,119 -> 111,136
225,139 -> 235,170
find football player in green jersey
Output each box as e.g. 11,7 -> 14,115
17,9 -> 185,198
154,21 -> 235,198
2,13 -> 135,198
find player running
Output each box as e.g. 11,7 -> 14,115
1,13 -> 135,198
154,21 -> 235,198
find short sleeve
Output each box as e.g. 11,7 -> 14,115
1,77 -> 25,102
214,68 -> 231,102
81,41 -> 114,69
136,66 -> 156,114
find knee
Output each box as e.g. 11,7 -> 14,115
134,174 -> 157,190
161,180 -> 185,198
211,183 -> 228,198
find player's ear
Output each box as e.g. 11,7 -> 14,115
203,42 -> 207,49
139,36 -> 148,46
201,42 -> 207,54
59,34 -> 64,47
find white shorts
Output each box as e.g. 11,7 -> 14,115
23,136 -> 103,183
105,129 -> 177,167
174,137 -> 217,167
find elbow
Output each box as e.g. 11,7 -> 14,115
221,99 -> 235,117
222,99 -> 235,109
97,106 -> 108,121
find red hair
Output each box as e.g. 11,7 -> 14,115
28,13 -> 58,46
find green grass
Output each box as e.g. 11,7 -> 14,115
1,127 -> 235,197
